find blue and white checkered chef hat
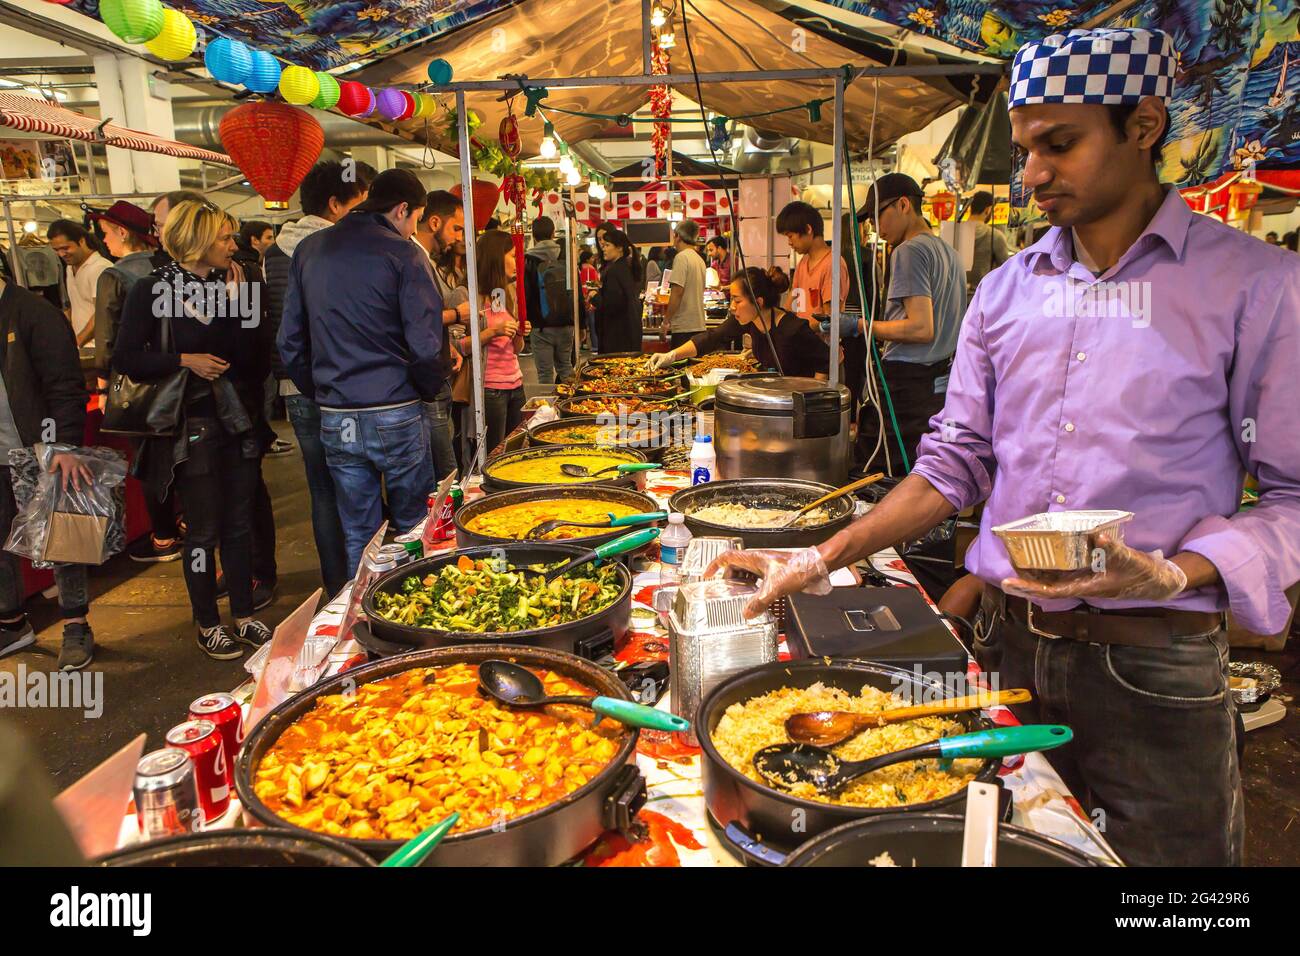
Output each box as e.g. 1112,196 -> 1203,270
1008,28 -> 1176,109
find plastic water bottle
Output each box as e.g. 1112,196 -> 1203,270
690,434 -> 716,485
659,513 -> 693,588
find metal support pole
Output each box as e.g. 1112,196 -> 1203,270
568,185 -> 581,370
828,72 -> 845,389
641,0 -> 653,77
3,199 -> 26,288
455,90 -> 488,475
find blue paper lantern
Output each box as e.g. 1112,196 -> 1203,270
427,58 -> 453,86
204,37 -> 252,86
244,50 -> 282,94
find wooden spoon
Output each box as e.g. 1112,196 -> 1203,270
784,688 -> 1033,747
775,472 -> 885,528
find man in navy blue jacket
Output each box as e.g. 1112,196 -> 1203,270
278,169 -> 445,573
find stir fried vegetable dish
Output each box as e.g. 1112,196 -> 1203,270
581,356 -> 661,377
564,396 -> 676,416
692,352 -> 760,374
372,554 -> 622,632
577,377 -> 677,396
255,662 -> 626,839
534,422 -> 657,446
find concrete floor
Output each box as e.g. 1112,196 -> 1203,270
3,396 -> 1299,864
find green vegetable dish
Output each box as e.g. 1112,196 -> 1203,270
372,554 -> 622,632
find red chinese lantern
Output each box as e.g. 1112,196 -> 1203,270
930,190 -> 956,222
452,179 -> 503,232
219,102 -> 324,210
336,80 -> 373,117
395,90 -> 416,121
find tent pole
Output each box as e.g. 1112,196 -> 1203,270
456,90 -> 488,476
568,185 -> 581,369
828,71 -> 844,390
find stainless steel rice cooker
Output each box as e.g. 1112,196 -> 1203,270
713,376 -> 850,486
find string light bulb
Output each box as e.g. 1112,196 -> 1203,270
565,166 -> 582,187
22,220 -> 37,234
539,121 -> 557,159
558,153 -> 575,176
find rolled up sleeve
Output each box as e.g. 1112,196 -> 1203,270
1181,263 -> 1300,634
911,286 -> 997,512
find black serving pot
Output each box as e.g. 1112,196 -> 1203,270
236,645 -> 645,867
528,414 -> 669,463
481,443 -> 648,495
555,393 -> 699,422
95,829 -> 374,867
668,478 -> 856,549
361,542 -> 632,656
454,483 -> 662,551
728,813 -> 1099,867
698,659 -> 1001,858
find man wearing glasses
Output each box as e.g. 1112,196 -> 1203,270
855,173 -> 966,473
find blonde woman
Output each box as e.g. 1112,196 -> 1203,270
113,200 -> 272,660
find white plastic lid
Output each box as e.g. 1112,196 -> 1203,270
668,513 -> 685,524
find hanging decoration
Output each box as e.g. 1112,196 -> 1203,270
452,180 -> 502,233
100,0 -> 165,44
243,50 -> 282,94
311,72 -> 340,110
649,30 -> 672,178
204,37 -> 252,85
499,114 -> 521,160
145,8 -> 197,61
219,101 -> 324,210
375,87 -> 407,121
336,80 -> 373,117
278,65 -> 319,106
427,58 -> 454,86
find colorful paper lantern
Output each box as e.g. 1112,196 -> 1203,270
279,65 -> 319,105
219,101 -> 324,210
375,87 -> 407,121
144,8 -> 196,60
311,72 -> 340,110
336,81 -> 371,116
205,37 -> 252,85
427,58 -> 453,85
244,50 -> 281,94
100,0 -> 164,44
452,180 -> 501,232
394,91 -> 416,121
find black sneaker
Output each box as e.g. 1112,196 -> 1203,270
196,624 -> 242,660
58,622 -> 94,671
235,618 -> 272,648
128,535 -> 182,563
0,617 -> 36,658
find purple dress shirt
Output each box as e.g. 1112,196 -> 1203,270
913,189 -> 1300,634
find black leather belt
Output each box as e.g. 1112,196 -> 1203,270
981,587 -> 1223,649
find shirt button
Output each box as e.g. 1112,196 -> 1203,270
1064,422 -> 1075,432
1055,494 -> 1066,504
1076,352 -> 1086,361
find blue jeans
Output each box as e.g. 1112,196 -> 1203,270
532,326 -> 575,385
319,402 -> 434,575
422,385 -> 458,483
285,394 -> 350,596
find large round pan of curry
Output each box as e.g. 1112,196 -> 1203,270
236,645 -> 645,866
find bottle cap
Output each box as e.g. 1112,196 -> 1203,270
668,513 -> 685,524
694,434 -> 712,443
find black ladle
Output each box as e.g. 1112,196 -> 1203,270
477,659 -> 689,732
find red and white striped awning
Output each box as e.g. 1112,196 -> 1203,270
0,92 -> 234,167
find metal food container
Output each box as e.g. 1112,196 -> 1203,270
679,535 -> 744,585
713,376 -> 851,486
667,579 -> 778,746
992,510 -> 1133,571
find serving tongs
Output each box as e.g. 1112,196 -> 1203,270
525,510 -> 667,540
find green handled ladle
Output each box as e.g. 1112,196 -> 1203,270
379,812 -> 459,867
525,510 -> 667,540
753,725 -> 1073,796
560,461 -> 659,478
478,658 -> 690,733
531,526 -> 660,582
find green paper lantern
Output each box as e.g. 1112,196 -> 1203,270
279,65 -> 319,105
311,72 -> 340,110
100,0 -> 165,44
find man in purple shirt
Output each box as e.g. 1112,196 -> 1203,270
710,28 -> 1300,866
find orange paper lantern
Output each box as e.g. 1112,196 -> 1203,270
219,102 -> 324,210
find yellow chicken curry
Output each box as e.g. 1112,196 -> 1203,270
254,662 -> 626,839
464,499 -> 640,540
488,451 -> 638,485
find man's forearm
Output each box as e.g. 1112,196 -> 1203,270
816,473 -> 956,570
1170,551 -> 1220,590
872,318 -> 931,343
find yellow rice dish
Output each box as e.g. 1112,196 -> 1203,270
711,682 -> 981,808
489,451 -> 639,485
465,499 -> 641,540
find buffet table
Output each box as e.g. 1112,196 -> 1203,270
133,464 -> 1119,867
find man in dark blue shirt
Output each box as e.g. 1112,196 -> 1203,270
278,169 -> 445,572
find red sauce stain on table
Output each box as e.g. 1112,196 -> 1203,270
583,809 -> 705,867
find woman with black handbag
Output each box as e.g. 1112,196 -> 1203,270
113,200 -> 272,660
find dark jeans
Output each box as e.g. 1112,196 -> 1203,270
974,599 -> 1243,866
143,485 -> 180,541
285,395 -> 348,597
320,402 -> 434,575
176,420 -> 258,627
484,386 -> 525,456
251,466 -> 277,584
0,466 -> 89,620
532,326 -> 575,385
855,358 -> 949,477
421,385 -> 458,482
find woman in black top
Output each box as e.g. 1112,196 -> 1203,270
114,200 -> 272,661
589,226 -> 643,353
650,267 -> 830,379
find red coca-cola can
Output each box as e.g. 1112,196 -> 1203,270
188,693 -> 242,789
428,486 -> 462,542
165,719 -> 230,823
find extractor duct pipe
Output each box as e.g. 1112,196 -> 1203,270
173,105 -> 413,150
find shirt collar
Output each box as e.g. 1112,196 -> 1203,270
1022,188 -> 1193,275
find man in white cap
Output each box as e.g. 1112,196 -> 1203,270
708,28 -> 1300,865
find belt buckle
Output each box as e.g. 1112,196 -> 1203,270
1025,602 -> 1067,641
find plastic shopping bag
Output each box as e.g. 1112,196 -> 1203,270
5,443 -> 128,567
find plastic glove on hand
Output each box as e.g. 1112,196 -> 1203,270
1002,534 -> 1188,603
705,547 -> 833,619
648,351 -> 674,371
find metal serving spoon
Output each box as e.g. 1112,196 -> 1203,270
784,688 -> 1033,747
752,725 -> 1073,795
478,659 -> 689,732
525,510 -> 667,540
560,461 -> 658,478
774,472 -> 885,529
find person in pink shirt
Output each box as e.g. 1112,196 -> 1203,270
776,201 -> 848,329
460,230 -> 525,455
